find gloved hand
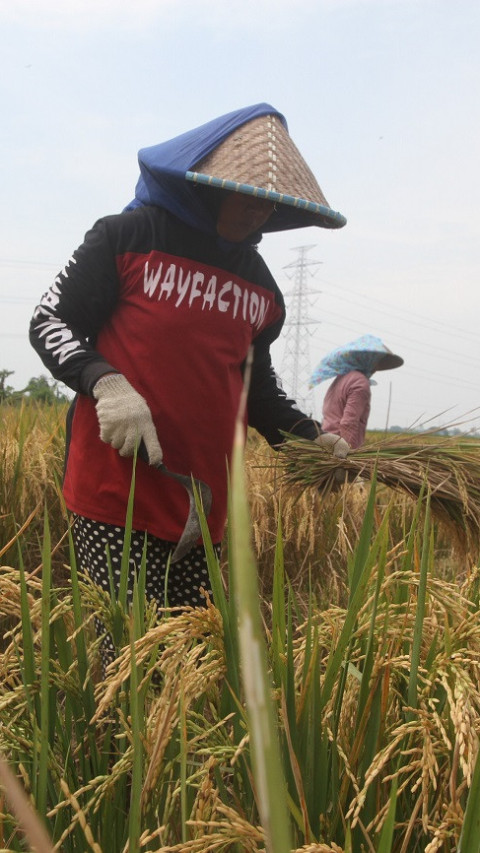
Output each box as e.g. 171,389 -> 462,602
314,432 -> 350,459
92,373 -> 163,465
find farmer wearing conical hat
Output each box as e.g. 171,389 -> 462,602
30,102 -> 347,670
310,334 -> 404,449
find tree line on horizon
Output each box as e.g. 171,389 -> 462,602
0,368 -> 70,405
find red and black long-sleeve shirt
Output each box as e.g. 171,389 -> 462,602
30,205 -> 319,543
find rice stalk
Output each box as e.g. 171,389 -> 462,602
35,508 -> 52,820
277,432 -> 480,554
127,564 -> 148,853
0,752 -> 55,853
228,372 -> 293,853
2,533 -> 480,851
146,800 -> 265,851
0,401 -> 67,570
3,405 -> 480,851
458,742 -> 480,852
57,779 -> 103,853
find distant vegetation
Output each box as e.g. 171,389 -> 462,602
0,368 -> 70,404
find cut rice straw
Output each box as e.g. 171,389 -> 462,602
278,430 -> 480,553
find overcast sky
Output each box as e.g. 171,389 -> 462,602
1,0 -> 479,431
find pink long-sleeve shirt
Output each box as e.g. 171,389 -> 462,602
321,370 -> 372,449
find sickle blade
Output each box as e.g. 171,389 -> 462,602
138,442 -> 212,563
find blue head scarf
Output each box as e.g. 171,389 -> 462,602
310,335 -> 402,387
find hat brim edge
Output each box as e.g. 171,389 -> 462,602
185,171 -> 347,229
375,354 -> 404,370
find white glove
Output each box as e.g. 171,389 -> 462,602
92,373 -> 163,465
314,432 -> 350,459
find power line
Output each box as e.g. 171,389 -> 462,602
302,330 -> 479,389
400,366 -> 479,392
1,333 -> 29,339
315,308 -> 480,368
3,255 -> 480,343
316,276 -> 480,343
0,296 -> 38,304
310,323 -> 480,395
276,323 -> 479,395
0,258 -> 59,268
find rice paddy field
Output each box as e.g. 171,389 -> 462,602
1,400 -> 480,852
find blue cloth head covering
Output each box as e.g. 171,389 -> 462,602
124,103 -> 346,241
309,335 -> 403,387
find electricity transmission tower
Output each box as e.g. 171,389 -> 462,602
279,245 -> 322,415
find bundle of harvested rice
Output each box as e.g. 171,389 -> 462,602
278,432 -> 480,550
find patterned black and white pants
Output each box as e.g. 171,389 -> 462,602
72,514 -> 218,673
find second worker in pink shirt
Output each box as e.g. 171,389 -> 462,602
310,335 -> 404,449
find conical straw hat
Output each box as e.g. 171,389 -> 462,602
186,113 -> 346,230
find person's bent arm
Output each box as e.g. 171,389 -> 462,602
29,217 -> 120,396
247,342 -> 320,445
